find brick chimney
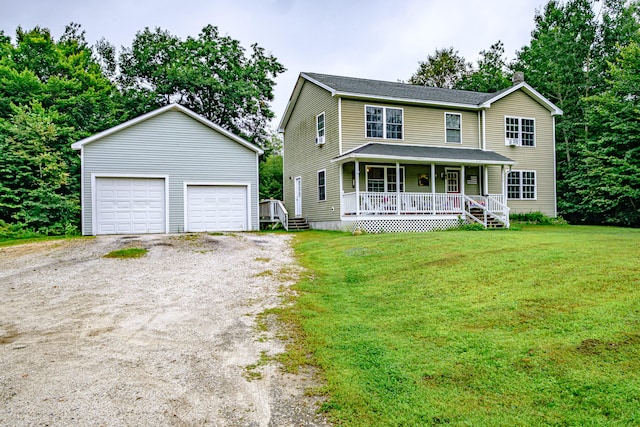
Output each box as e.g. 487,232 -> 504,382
512,72 -> 525,85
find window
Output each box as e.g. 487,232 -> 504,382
445,113 -> 461,143
316,112 -> 325,144
505,117 -> 535,146
507,170 -> 536,199
366,166 -> 405,192
317,170 -> 326,201
366,106 -> 403,139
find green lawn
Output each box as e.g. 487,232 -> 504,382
286,226 -> 640,426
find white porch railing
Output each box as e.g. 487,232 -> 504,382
342,192 -> 510,228
259,199 -> 289,230
343,192 -> 464,215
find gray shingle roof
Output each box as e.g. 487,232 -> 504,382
334,143 -> 515,165
303,72 -> 502,106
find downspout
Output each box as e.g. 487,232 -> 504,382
553,115 -> 557,217
338,98 -> 343,155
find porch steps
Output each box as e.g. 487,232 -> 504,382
287,217 -> 310,231
469,208 -> 506,228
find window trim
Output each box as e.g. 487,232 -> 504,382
316,112 -> 325,144
364,105 -> 404,140
507,170 -> 537,200
444,112 -> 462,144
317,169 -> 326,201
505,116 -> 536,147
365,165 -> 405,192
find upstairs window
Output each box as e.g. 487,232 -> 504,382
505,117 -> 535,146
316,112 -> 325,144
366,106 -> 403,139
445,113 -> 461,143
507,170 -> 536,199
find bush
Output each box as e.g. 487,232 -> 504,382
510,212 -> 567,225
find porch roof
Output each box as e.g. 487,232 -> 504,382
332,143 -> 515,166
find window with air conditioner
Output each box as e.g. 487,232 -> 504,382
316,112 -> 325,145
505,116 -> 535,147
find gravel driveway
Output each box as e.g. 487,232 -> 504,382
0,233 -> 328,426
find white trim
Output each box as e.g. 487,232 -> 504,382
481,109 -> 487,151
317,169 -> 327,202
364,105 -> 404,141
91,173 -> 170,236
80,148 -> 85,234
338,98 -> 343,155
444,112 -> 462,144
183,182 -> 252,232
552,116 -> 557,217
72,103 -> 263,154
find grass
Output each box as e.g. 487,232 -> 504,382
281,226 -> 640,426
104,247 -> 148,259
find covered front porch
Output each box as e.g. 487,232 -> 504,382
335,143 -> 515,232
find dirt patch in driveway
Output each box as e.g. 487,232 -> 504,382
0,234 -> 329,426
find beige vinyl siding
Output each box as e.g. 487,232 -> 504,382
341,99 -> 480,152
485,90 -> 556,216
82,110 -> 259,234
282,82 -> 340,222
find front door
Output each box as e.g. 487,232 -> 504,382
294,176 -> 302,217
446,170 -> 460,193
446,170 -> 461,210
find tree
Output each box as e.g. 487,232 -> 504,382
259,155 -> 283,200
513,0 -> 640,222
456,41 -> 512,93
0,23 -> 125,233
409,47 -> 471,89
118,25 -> 286,148
573,41 -> 640,226
0,102 -> 79,233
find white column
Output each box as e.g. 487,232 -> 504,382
339,163 -> 344,216
483,166 -> 489,195
461,165 -> 466,196
501,165 -> 506,202
431,163 -> 436,214
355,160 -> 360,216
396,162 -> 401,215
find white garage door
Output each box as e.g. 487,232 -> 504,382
95,178 -> 165,234
186,185 -> 247,232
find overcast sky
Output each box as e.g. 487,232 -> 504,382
1,0 -> 546,129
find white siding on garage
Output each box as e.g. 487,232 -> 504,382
80,109 -> 259,235
95,177 -> 165,234
186,185 -> 247,232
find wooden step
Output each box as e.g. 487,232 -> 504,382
287,218 -> 310,231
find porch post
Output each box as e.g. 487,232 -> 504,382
501,165 -> 506,202
339,163 -> 344,216
460,165 -> 466,214
483,166 -> 489,195
431,163 -> 436,214
396,162 -> 401,215
355,160 -> 360,215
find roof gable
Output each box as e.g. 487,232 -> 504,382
71,104 -> 263,154
279,72 -> 563,131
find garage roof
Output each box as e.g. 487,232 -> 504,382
71,103 -> 263,154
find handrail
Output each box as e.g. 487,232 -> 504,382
485,195 -> 510,228
463,195 -> 510,228
259,199 -> 289,230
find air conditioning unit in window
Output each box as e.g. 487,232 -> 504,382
316,136 -> 325,145
506,138 -> 520,146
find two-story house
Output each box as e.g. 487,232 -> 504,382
277,72 -> 562,232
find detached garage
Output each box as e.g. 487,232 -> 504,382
72,104 -> 263,235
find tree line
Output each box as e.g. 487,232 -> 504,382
410,0 -> 640,226
0,23 -> 284,235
